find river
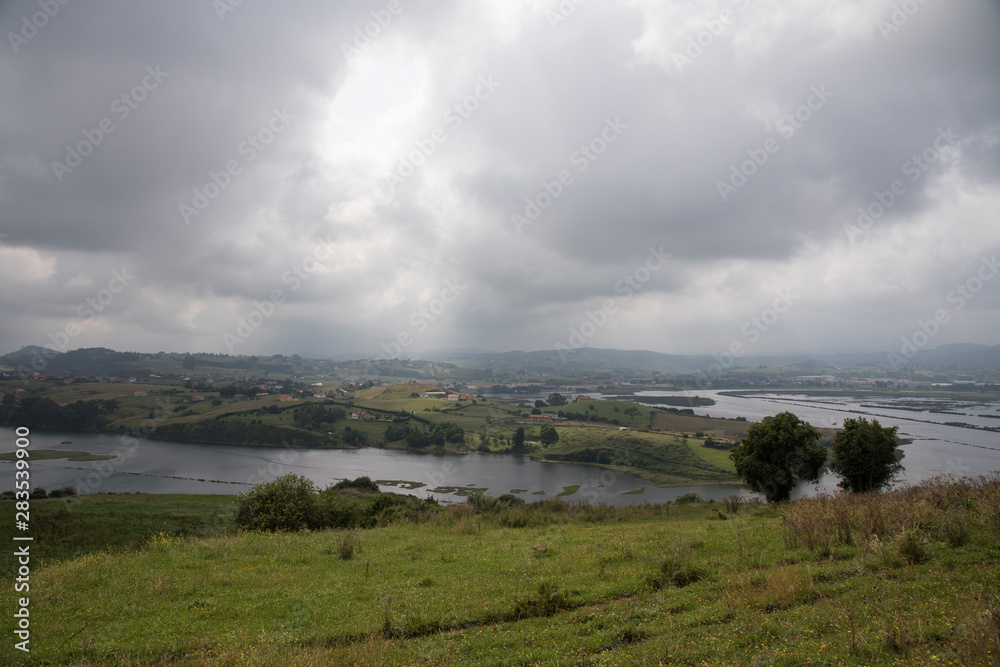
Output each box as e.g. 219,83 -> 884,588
636,390 -> 1000,492
2,390 -> 996,503
0,427 -> 752,505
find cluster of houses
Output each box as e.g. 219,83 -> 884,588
418,391 -> 475,401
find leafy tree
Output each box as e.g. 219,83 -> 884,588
385,424 -> 410,442
512,427 -> 526,452
233,473 -> 318,532
534,400 -> 547,408
829,417 -> 902,493
729,411 -> 827,503
547,393 -> 567,407
539,424 -> 559,445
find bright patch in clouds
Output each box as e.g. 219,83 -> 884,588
0,0 -> 997,357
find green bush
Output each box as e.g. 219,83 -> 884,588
317,491 -> 369,529
332,476 -> 381,493
895,529 -> 929,565
467,491 -> 525,514
233,473 -> 319,532
675,492 -> 702,504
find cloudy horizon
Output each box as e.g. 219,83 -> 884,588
2,0 -> 999,361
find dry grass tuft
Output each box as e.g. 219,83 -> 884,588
782,473 -> 1000,557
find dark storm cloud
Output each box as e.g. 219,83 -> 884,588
1,0 -> 997,357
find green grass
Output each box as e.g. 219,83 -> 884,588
538,428 -> 738,486
0,494 -> 234,569
0,449 -> 115,462
2,476 -> 999,665
542,399 -> 657,425
687,439 -> 738,472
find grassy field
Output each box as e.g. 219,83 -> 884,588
1,476 -> 998,665
537,428 -> 738,486
0,494 -> 234,570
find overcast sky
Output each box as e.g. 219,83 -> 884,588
1,0 -> 998,361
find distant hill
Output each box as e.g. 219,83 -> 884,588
910,343 -> 1000,369
433,345 -> 1000,373
0,346 -> 146,376
2,342 -> 998,379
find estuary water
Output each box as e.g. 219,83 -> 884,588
637,390 -> 1000,490
0,427 -> 753,505
2,390 -> 996,503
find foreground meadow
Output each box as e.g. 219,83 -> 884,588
1,476 -> 998,666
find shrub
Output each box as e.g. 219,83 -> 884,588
369,494 -> 416,526
48,486 -> 78,499
333,476 -> 381,494
497,493 -> 526,507
675,492 -> 701,504
467,491 -> 524,514
894,529 -> 928,565
233,473 -> 318,532
942,508 -> 971,548
317,491 -> 369,529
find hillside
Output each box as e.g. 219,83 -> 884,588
0,376 -> 751,488
1,476 -> 998,665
